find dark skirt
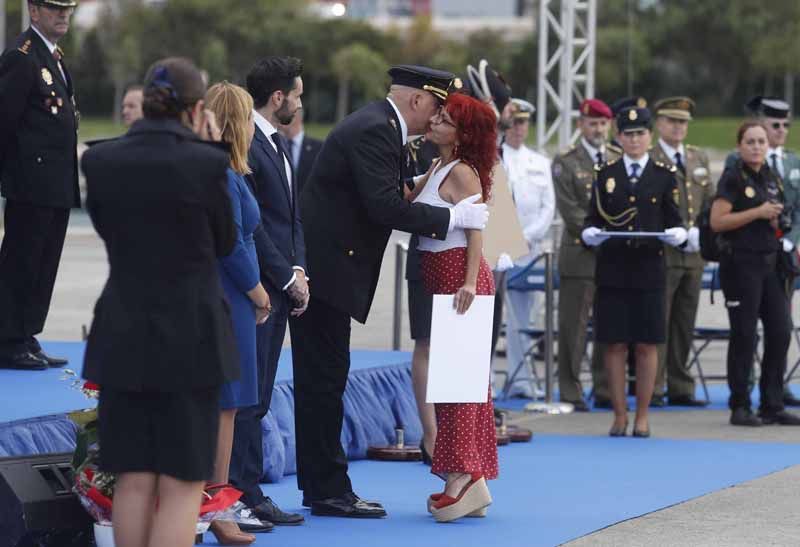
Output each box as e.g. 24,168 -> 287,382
594,287 -> 665,344
98,386 -> 220,482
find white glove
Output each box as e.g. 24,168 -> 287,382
451,193 -> 489,231
782,238 -> 794,252
659,227 -> 688,247
496,252 -> 514,272
581,227 -> 609,247
683,226 -> 700,253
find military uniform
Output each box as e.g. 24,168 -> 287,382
554,135 -> 619,404
0,23 -> 79,369
651,140 -> 713,400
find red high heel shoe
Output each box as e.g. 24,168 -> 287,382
429,474 -> 491,522
427,492 -> 487,517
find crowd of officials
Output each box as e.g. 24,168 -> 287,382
2,1 -> 800,546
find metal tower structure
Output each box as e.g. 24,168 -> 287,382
536,0 -> 597,152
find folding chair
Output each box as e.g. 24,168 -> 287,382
688,265 -> 760,403
496,254 -> 559,400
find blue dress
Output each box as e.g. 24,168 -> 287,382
219,169 -> 261,409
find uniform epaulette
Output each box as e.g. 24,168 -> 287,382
606,157 -> 620,166
18,39 -> 31,55
607,143 -> 622,154
654,160 -> 677,173
686,144 -> 699,151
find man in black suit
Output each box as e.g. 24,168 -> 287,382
228,56 -> 306,531
0,0 -> 79,370
294,65 -> 490,518
279,110 -> 322,195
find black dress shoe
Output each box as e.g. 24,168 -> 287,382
632,428 -> 651,438
649,396 -> 665,408
32,350 -> 67,367
310,495 -> 387,518
730,408 -> 762,427
667,395 -> 709,407
759,410 -> 800,425
251,497 -> 304,525
783,390 -> 800,407
343,491 -> 383,508
0,351 -> 48,371
564,399 -> 590,412
237,519 -> 275,533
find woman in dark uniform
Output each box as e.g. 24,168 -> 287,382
710,121 -> 800,427
81,58 -> 239,546
582,106 -> 686,438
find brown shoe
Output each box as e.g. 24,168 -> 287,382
208,520 -> 255,545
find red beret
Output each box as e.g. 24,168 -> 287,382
579,99 -> 612,119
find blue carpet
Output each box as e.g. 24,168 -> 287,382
198,434 -> 800,547
0,342 -> 411,423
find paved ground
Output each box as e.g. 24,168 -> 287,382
2,150 -> 799,545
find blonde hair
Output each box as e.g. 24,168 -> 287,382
205,81 -> 254,175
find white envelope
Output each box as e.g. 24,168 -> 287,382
426,294 -> 495,403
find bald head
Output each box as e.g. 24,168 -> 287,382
387,85 -> 440,135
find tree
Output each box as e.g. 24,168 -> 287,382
331,43 -> 388,120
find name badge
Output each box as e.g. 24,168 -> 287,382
745,186 -> 756,198
692,166 -> 708,179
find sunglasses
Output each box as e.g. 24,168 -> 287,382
772,122 -> 791,129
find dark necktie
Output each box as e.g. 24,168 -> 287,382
771,153 -> 781,177
674,152 -> 685,175
630,163 -> 640,183
596,151 -> 603,165
271,133 -> 292,197
52,47 -> 62,62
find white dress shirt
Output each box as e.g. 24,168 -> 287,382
501,143 -> 555,245
623,153 -> 650,181
252,110 -> 305,289
581,137 -> 607,164
768,146 -> 785,179
658,138 -> 685,168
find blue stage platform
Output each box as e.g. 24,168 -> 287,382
0,341 -> 417,483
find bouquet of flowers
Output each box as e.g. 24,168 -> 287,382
61,371 -> 249,533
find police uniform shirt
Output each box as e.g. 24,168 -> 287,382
715,162 -> 781,253
501,142 -> 555,244
623,153 -> 649,181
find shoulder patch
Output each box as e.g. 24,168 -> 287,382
18,39 -> 31,55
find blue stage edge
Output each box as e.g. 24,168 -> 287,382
0,341 -> 416,483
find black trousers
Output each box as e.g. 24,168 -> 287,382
290,295 -> 352,500
229,289 -> 288,507
720,253 -> 790,413
0,200 -> 69,355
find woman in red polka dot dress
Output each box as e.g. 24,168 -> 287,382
406,93 -> 499,522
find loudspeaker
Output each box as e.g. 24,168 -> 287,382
0,452 -> 93,547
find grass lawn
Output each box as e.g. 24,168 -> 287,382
79,117 -> 800,152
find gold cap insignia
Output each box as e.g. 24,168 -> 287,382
41,68 -> 53,86
606,178 -> 616,193
583,103 -> 590,115
628,109 -> 638,121
745,186 -> 756,198
637,97 -> 647,108
452,78 -> 463,90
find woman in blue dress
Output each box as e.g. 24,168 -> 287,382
206,81 -> 271,545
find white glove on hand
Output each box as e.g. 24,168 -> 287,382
659,227 -> 688,247
683,226 -> 700,253
451,194 -> 489,231
782,238 -> 794,252
581,227 -> 609,247
496,252 -> 514,272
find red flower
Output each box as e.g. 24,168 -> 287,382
83,382 -> 100,391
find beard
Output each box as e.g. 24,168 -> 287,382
275,101 -> 296,126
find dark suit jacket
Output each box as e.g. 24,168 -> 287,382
301,100 -> 450,323
295,133 -> 322,196
247,125 -> 306,294
584,158 -> 683,289
0,27 -> 79,208
80,119 -> 239,392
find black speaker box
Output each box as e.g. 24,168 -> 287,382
0,452 -> 93,547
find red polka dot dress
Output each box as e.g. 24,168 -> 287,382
420,247 -> 499,481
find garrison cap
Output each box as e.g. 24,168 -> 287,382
654,96 -> 695,121
29,0 -> 78,7
616,107 -> 652,133
510,98 -> 535,120
579,98 -> 613,119
611,96 -> 648,116
746,95 -> 791,119
388,65 -> 459,103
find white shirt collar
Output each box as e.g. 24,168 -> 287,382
31,25 -> 57,54
658,138 -> 685,163
580,137 -> 606,162
385,97 -> 408,145
253,109 -> 277,140
768,146 -> 784,159
623,153 -> 649,176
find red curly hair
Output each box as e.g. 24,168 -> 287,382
445,92 -> 498,201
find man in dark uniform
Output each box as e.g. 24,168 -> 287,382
294,65 -> 489,518
0,0 -> 79,370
